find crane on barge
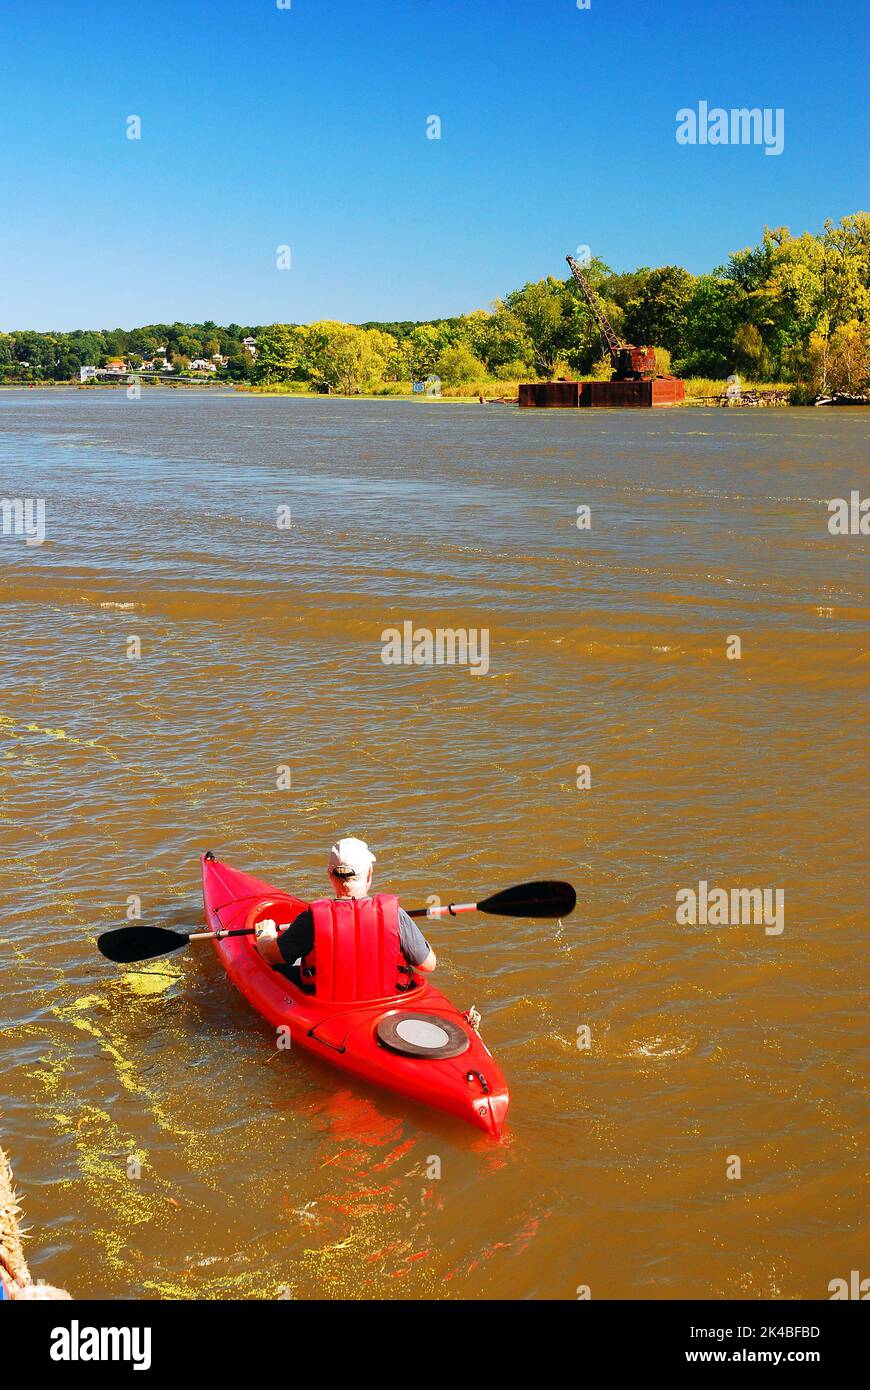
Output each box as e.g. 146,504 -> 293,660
565,255 -> 657,382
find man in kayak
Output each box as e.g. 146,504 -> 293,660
254,837 -> 436,987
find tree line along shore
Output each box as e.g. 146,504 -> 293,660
1,213 -> 867,404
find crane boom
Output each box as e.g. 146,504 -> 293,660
565,254 -> 657,381
566,255 -> 621,356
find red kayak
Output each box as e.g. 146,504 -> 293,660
200,854 -> 510,1136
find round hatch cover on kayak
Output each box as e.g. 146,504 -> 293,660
376,1012 -> 470,1059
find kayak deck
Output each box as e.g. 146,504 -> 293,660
200,855 -> 510,1136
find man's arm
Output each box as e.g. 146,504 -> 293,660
254,910 -> 314,967
399,910 -> 436,973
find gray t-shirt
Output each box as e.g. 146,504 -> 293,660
396,907 -> 432,966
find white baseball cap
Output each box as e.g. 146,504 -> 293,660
328,837 -> 376,878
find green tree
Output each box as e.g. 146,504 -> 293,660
0,334 -> 14,379
253,324 -> 306,383
601,267 -> 651,311
383,337 -> 412,382
69,330 -> 108,368
819,214 -> 870,335
803,320 -> 870,396
503,277 -> 576,378
362,328 -> 397,387
622,266 -> 695,356
465,306 -> 532,376
732,322 -> 767,377
678,276 -> 747,376
303,321 -> 384,394
226,353 -> 253,381
435,342 -> 486,385
406,324 -> 442,380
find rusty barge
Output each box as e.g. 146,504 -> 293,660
518,377 -> 684,408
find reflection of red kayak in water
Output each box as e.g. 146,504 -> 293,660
201,855 -> 510,1136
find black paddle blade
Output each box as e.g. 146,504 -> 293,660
97,926 -> 190,963
477,880 -> 576,919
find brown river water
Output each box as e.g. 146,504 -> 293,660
0,388 -> 867,1300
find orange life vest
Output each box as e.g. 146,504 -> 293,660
302,894 -> 408,1002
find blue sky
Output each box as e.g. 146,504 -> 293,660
1,0 -> 866,330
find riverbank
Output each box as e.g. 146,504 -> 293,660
238,376 -> 797,406
3,378 -> 864,407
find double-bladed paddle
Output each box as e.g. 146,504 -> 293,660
405,880 -> 575,920
96,879 -> 576,964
